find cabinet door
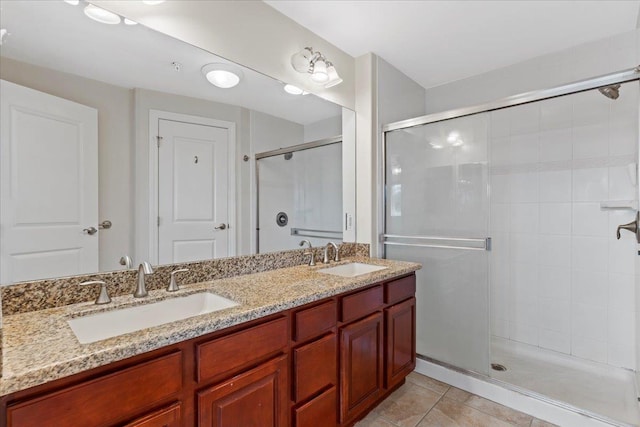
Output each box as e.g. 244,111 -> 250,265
385,297 -> 416,389
339,312 -> 383,424
197,355 -> 289,427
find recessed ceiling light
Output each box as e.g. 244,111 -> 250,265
84,4 -> 122,25
283,84 -> 308,95
142,0 -> 166,4
201,63 -> 243,89
64,0 -> 80,5
124,18 -> 138,25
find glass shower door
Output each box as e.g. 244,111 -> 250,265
384,112 -> 491,374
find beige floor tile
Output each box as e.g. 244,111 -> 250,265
375,382 -> 442,427
530,419 -> 559,427
442,387 -> 472,403
354,411 -> 398,427
464,395 -> 532,426
406,372 -> 450,395
417,398 -> 514,427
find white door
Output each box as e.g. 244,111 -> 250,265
0,80 -> 98,284
157,119 -> 230,264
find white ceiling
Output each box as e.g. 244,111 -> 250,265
265,0 -> 640,90
0,1 -> 341,126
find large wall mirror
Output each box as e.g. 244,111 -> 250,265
0,1 -> 355,285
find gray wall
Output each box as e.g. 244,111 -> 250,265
423,29 -> 640,114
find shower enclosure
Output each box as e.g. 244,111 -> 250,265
382,68 -> 640,426
256,137 -> 343,253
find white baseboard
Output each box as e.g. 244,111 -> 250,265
415,358 -> 629,427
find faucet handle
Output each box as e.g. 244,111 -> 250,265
334,244 -> 340,262
167,268 -> 189,292
299,240 -> 316,266
79,280 -> 111,305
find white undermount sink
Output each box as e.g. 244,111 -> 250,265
68,292 -> 239,344
318,262 -> 388,277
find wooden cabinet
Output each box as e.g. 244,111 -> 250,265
2,272 -> 417,427
6,351 -> 182,427
123,403 -> 182,427
385,297 -> 416,389
197,355 -> 289,427
339,312 -> 384,424
293,387 -> 337,427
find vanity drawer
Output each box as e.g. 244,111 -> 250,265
340,285 -> 383,323
123,402 -> 181,427
7,351 -> 182,427
293,300 -> 337,342
293,333 -> 337,402
293,386 -> 337,427
384,275 -> 416,305
197,317 -> 288,383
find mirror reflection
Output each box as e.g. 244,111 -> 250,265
0,1 -> 346,284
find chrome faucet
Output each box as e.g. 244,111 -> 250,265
134,262 -> 153,298
299,240 -> 316,266
323,242 -> 340,264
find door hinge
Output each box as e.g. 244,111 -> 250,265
156,136 -> 163,148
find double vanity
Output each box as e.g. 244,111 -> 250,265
0,252 -> 420,427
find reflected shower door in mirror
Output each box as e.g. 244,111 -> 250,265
0,1 -> 350,284
256,139 -> 343,253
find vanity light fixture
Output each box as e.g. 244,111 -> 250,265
201,63 -> 243,89
290,47 -> 342,88
283,84 -> 308,95
84,4 -> 122,25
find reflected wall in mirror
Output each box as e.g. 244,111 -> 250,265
0,1 -> 349,285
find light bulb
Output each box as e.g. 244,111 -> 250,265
310,59 -> 328,83
84,4 -> 122,25
291,48 -> 313,73
325,64 -> 342,88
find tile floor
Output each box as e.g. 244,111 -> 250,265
354,372 -> 558,427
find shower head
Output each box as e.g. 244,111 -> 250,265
598,84 -> 620,100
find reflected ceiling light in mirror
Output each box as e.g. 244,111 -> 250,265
201,63 -> 243,89
446,131 -> 464,147
124,18 -> 138,25
291,47 -> 342,88
429,141 -> 444,149
283,84 -> 308,95
84,4 -> 122,25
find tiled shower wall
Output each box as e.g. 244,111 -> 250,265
490,82 -> 638,370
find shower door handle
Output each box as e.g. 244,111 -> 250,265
616,212 -> 640,243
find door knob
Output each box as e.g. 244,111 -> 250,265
616,212 -> 640,243
83,226 -> 98,235
214,223 -> 227,230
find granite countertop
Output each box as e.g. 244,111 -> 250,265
0,257 -> 420,396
